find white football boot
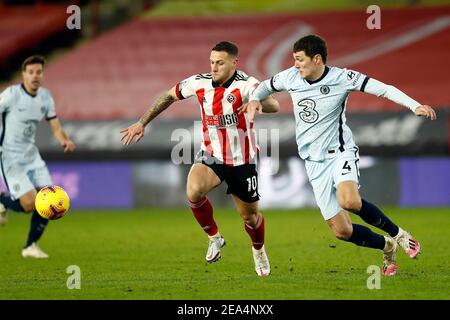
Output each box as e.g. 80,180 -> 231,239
22,243 -> 49,259
252,245 -> 271,277
394,227 -> 421,259
206,233 -> 226,263
0,202 -> 7,226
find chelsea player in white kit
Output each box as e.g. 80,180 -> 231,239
0,55 -> 76,258
243,35 -> 437,276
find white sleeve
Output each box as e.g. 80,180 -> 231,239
0,87 -> 14,113
363,78 -> 421,113
343,69 -> 368,92
242,76 -> 260,103
249,81 -> 272,102
249,69 -> 288,101
45,90 -> 57,120
175,75 -> 198,100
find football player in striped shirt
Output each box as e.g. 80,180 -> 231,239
121,41 -> 280,277
0,55 -> 76,258
243,35 -> 436,276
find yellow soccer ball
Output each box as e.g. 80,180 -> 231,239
35,185 -> 70,220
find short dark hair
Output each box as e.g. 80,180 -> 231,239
211,41 -> 239,57
293,35 -> 327,63
22,55 -> 46,71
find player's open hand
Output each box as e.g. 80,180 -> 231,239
415,105 -> 437,120
120,122 -> 145,145
238,101 -> 262,124
62,140 -> 76,153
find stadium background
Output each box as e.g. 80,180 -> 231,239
0,0 -> 449,300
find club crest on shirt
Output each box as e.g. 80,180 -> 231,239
226,93 -> 236,104
41,106 -> 46,114
320,85 -> 330,95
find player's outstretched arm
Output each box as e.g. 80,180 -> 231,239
48,118 -> 76,153
363,78 -> 437,120
239,81 -> 276,123
120,87 -> 179,145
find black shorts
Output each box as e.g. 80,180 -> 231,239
195,150 -> 260,203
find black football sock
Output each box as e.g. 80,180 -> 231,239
0,194 -> 26,212
25,211 -> 49,247
345,224 -> 385,250
357,199 -> 399,237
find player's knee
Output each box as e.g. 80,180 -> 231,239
21,200 -> 35,213
339,198 -> 362,213
241,211 -> 258,226
334,227 -> 352,240
186,184 -> 207,203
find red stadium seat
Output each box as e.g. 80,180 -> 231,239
37,7 -> 450,120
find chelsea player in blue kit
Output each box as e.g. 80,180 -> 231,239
242,35 -> 436,276
0,55 -> 76,258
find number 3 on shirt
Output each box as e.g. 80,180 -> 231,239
298,99 -> 319,123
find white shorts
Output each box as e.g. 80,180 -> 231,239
304,146 -> 360,220
0,158 -> 52,200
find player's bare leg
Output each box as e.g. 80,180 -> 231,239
19,189 -> 37,213
19,189 -> 49,258
326,210 -> 398,275
186,163 -> 225,263
337,181 -> 420,260
232,195 -> 270,277
0,193 -> 7,226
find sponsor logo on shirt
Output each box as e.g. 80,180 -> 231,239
347,71 -> 356,80
348,71 -> 361,86
205,113 -> 238,127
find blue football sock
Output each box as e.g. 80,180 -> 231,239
346,224 -> 385,250
358,199 -> 399,237
25,211 -> 49,247
0,194 -> 25,212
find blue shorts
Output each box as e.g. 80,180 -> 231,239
304,146 -> 360,220
0,156 -> 52,199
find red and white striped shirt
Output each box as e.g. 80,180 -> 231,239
176,70 -> 259,166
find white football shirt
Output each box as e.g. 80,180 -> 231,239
0,84 -> 56,166
253,66 -> 420,161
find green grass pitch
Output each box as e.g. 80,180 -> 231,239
0,207 -> 449,300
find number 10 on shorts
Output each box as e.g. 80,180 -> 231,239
247,176 -> 257,192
